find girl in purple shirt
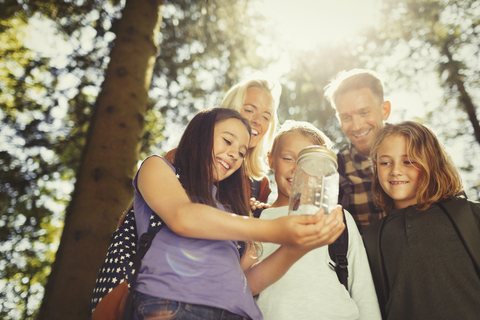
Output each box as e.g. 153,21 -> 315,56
133,108 -> 345,320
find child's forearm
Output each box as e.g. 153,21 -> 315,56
170,203 -> 306,244
139,157 -> 284,242
170,203 -> 342,247
244,246 -> 309,296
168,202 -> 277,241
243,209 -> 345,295
140,158 -> 343,246
139,156 -> 326,245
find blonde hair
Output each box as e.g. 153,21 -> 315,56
370,121 -> 463,213
221,74 -> 281,180
270,120 -> 333,157
324,68 -> 385,110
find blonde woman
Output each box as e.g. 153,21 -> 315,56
219,74 -> 280,206
166,74 -> 280,212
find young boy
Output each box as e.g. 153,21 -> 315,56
256,120 -> 381,320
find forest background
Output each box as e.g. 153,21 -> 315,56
1,0 -> 479,319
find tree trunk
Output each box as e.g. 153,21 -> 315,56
442,43 -> 480,146
38,1 -> 164,319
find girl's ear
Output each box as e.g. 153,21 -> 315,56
267,152 -> 274,169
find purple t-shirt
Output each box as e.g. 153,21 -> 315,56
133,155 -> 262,320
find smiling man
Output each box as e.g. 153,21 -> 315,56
325,69 -> 391,234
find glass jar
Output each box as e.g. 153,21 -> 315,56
288,146 -> 339,215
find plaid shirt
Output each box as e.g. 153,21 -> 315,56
338,144 -> 385,234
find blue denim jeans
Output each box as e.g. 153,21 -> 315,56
133,291 -> 252,320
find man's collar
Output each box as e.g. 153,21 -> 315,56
349,143 -> 371,163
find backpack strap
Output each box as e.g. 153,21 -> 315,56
122,162 -> 175,320
328,209 -> 349,290
250,179 -> 262,201
122,211 -> 165,320
437,197 -> 480,276
250,179 -> 265,218
363,217 -> 389,319
337,151 -> 353,212
338,176 -> 352,215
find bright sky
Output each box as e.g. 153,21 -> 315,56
258,0 -> 379,51
254,0 -> 380,79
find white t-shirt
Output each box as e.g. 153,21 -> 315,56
256,206 -> 381,320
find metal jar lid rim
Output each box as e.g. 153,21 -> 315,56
297,145 -> 337,164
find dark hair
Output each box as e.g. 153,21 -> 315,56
370,121 -> 463,212
174,108 -> 252,216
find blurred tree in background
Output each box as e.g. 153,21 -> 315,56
369,0 -> 480,197
276,41 -> 371,149
37,0 -> 164,318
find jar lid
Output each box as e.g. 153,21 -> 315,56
297,145 -> 337,164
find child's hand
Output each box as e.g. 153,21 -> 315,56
250,197 -> 270,211
300,205 -> 346,250
271,205 -> 345,249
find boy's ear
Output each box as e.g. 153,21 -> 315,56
267,152 -> 273,169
